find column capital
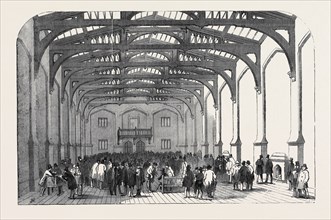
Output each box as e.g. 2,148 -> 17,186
230,137 -> 242,146
254,136 -> 268,146
201,142 -> 209,147
215,140 -> 223,147
287,133 -> 305,146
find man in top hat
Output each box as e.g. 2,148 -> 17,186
286,158 -> 295,190
265,154 -> 273,184
255,155 -> 264,183
297,164 -> 310,198
292,161 -> 301,197
230,161 -> 241,190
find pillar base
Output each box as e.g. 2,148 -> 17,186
288,133 -> 305,165
65,142 -> 71,160
57,142 -> 62,164
288,144 -> 304,166
253,137 -> 268,164
28,137 -> 35,192
201,142 -> 209,157
215,140 -> 223,156
230,138 -> 242,163
191,143 -> 198,154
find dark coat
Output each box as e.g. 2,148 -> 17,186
265,159 -> 273,174
106,167 -> 114,184
238,166 -> 249,183
127,168 -> 136,187
135,167 -> 145,189
52,167 -> 65,187
182,170 -> 194,188
286,162 -> 295,181
195,173 -> 204,189
62,170 -> 77,190
122,167 -> 129,185
255,159 -> 264,175
115,167 -> 123,185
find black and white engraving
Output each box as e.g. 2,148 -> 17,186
17,11 -> 316,205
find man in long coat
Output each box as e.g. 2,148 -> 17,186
286,158 -> 295,190
255,155 -> 264,183
265,154 -> 273,184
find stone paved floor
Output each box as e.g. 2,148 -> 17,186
18,180 -> 315,205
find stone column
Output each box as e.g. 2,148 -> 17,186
287,33 -> 310,165
191,104 -> 198,153
201,98 -> 209,156
215,85 -> 226,156
75,112 -> 81,163
230,80 -> 241,163
254,67 -> 268,163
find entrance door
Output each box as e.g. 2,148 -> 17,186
124,141 -> 133,153
136,140 -> 145,153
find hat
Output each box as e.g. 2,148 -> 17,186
302,164 -> 308,169
235,161 -> 240,165
295,161 -> 300,166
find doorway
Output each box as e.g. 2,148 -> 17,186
124,141 -> 133,153
136,140 -> 145,153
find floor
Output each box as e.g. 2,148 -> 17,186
18,180 -> 315,205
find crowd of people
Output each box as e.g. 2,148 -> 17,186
38,151 -> 310,200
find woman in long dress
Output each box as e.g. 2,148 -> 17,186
39,164 -> 56,196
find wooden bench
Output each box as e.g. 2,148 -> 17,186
161,176 -> 184,193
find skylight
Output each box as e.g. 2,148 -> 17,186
104,90 -> 120,95
130,52 -> 169,61
54,26 -> 106,41
83,12 -> 121,20
90,33 -> 120,44
169,69 -> 190,75
131,11 -> 193,20
101,79 -> 120,85
126,88 -> 151,94
132,33 -> 179,44
127,68 -> 162,75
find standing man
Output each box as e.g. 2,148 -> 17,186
286,158 -> 295,190
135,164 -> 144,197
265,154 -> 273,184
180,156 -> 188,178
204,165 -> 217,198
121,162 -> 129,196
105,160 -> 114,195
297,164 -> 310,198
227,154 -> 236,183
97,159 -> 106,190
255,155 -> 264,183
146,162 -> 158,192
246,160 -> 254,190
91,160 -> 99,188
